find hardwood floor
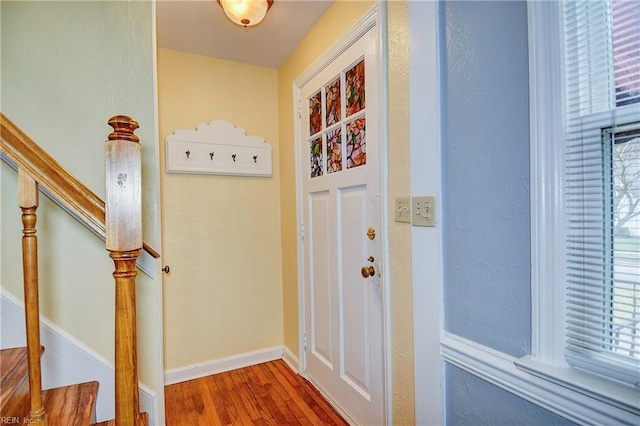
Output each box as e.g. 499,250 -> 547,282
165,360 -> 348,425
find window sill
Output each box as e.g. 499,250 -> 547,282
515,356 -> 640,417
441,333 -> 640,425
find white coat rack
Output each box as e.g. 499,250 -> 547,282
166,120 -> 272,177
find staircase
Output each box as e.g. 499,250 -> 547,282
1,347 -> 99,425
1,348 -> 149,425
0,114 -> 160,425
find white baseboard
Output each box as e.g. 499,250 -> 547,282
0,291 -> 157,425
164,346 -> 284,386
282,346 -> 299,373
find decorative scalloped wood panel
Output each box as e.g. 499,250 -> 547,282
165,120 -> 272,177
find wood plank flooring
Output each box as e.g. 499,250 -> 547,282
165,360 -> 348,425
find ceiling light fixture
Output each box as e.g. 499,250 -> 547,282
217,0 -> 274,28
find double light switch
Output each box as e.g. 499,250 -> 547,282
394,196 -> 436,227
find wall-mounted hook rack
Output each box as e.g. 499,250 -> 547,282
166,119 -> 272,177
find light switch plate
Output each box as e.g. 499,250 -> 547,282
395,197 -> 411,223
412,195 -> 436,227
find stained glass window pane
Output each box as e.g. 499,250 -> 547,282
309,92 -> 322,136
326,128 -> 342,174
310,137 -> 323,178
325,78 -> 342,127
345,60 -> 365,117
346,117 -> 366,169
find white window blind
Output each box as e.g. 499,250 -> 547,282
563,0 -> 640,385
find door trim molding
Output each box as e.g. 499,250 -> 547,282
408,2 -> 445,425
293,6 -> 379,88
292,3 -> 390,424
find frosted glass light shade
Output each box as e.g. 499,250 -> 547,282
218,0 -> 273,27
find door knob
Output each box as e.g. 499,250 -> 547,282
361,265 -> 375,278
162,265 -> 170,274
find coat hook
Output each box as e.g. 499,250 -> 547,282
232,153 -> 237,162
185,150 -> 191,159
253,155 -> 258,163
209,152 -> 215,160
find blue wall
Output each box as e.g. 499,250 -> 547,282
441,1 -> 577,424
442,0 -> 531,358
446,364 -> 576,426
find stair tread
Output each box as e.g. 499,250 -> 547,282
0,347 -> 29,409
93,411 -> 149,426
1,380 -> 99,426
0,346 -> 43,411
0,367 -> 30,416
43,381 -> 100,426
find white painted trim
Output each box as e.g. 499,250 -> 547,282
0,291 -> 156,425
527,0 -> 567,367
515,356 -> 640,416
409,2 -> 445,425
163,346 -> 283,386
293,81 -> 306,377
442,333 -> 640,426
149,3 -> 166,423
293,6 -> 379,88
282,346 -> 299,373
293,3 -> 391,424
377,2 -> 392,425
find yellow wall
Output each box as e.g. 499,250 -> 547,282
277,1 -> 415,423
386,2 -> 415,424
157,48 -> 283,369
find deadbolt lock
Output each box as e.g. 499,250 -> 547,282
366,227 -> 376,240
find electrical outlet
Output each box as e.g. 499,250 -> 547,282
395,197 -> 411,223
412,195 -> 436,227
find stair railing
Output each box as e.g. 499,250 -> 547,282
18,169 -> 45,425
1,114 -> 157,426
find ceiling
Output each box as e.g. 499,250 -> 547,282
156,0 -> 334,69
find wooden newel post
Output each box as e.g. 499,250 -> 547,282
105,115 -> 142,426
19,169 -> 46,425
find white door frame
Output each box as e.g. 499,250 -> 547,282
408,2 -> 445,426
292,3 -> 391,425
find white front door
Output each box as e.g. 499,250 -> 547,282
298,26 -> 383,425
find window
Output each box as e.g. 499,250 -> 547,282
604,125 -> 640,360
562,0 -> 640,385
605,124 -> 640,360
519,1 -> 639,419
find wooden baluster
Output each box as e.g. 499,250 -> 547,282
18,169 -> 46,425
105,116 -> 142,426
